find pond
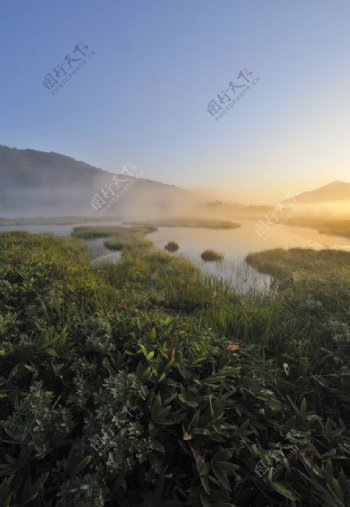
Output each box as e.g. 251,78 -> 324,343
2,219 -> 350,293
147,219 -> 350,292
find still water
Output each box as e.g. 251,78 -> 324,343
147,219 -> 350,292
2,220 -> 350,293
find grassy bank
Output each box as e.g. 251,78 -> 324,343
72,224 -> 157,239
0,231 -> 349,506
247,247 -> 350,281
123,217 -> 241,229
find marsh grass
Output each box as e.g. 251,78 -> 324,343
72,224 -> 157,239
247,247 -> 350,283
200,249 -> 224,261
104,234 -> 153,251
1,230 -> 350,506
164,240 -> 179,252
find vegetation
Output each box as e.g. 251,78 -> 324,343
72,225 -> 157,240
200,249 -> 224,262
124,218 -> 240,229
0,217 -> 121,226
164,241 -> 179,252
104,235 -> 153,252
286,217 -> 350,240
247,247 -> 350,282
0,230 -> 350,506
72,225 -> 155,252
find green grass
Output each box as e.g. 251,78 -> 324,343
247,247 -> 350,283
124,217 -> 241,229
104,234 -> 153,251
164,240 -> 179,252
0,230 -> 350,506
72,224 -> 155,251
72,224 -> 157,239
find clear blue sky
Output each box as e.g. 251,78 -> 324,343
1,0 -> 350,203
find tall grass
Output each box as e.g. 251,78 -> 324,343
0,231 -> 349,506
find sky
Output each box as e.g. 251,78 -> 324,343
1,0 -> 350,204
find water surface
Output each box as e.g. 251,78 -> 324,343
2,219 -> 350,293
147,219 -> 350,292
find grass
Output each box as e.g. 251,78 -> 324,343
104,234 -> 153,251
72,224 -> 157,239
0,229 -> 350,506
164,240 -> 179,252
286,217 -> 350,239
0,216 -> 120,226
247,247 -> 350,283
124,217 -> 241,229
200,249 -> 224,261
72,224 -> 155,252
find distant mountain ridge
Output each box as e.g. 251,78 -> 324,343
284,181 -> 350,204
3,145 -> 347,219
0,145 -> 187,217
0,145 -> 273,219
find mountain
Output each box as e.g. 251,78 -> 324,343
0,145 -> 276,220
0,145 -> 188,218
284,181 -> 350,204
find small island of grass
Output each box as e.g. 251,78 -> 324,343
165,240 -> 179,252
200,249 -> 224,261
124,217 -> 240,229
72,224 -> 157,239
246,247 -> 350,284
104,235 -> 152,251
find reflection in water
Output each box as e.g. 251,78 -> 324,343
86,238 -> 122,264
179,253 -> 270,294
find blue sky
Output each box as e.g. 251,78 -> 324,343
1,0 -> 350,203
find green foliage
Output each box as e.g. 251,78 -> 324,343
0,231 -> 350,506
